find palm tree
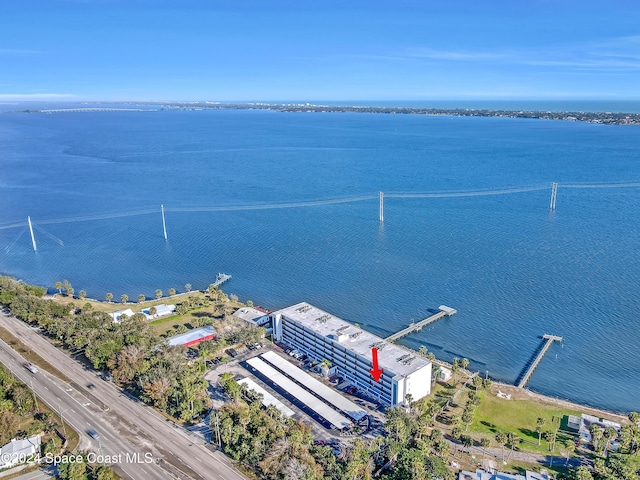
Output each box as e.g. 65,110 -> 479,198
562,440 -> 575,465
319,359 -> 331,378
536,417 -> 546,445
462,435 -> 473,451
120,294 -> 128,304
55,281 -> 62,295
78,290 -> 87,300
168,288 -> 176,296
155,289 -> 163,299
462,409 -> 474,430
418,346 -> 427,357
603,427 -> 617,456
495,432 -> 507,462
543,431 -> 554,451
507,432 -> 520,458
460,358 -> 470,371
473,375 -> 484,391
105,292 -> 113,303
149,306 -> 157,318
184,283 -> 192,293
590,424 -> 604,453
138,294 -> 145,303
480,437 -> 491,463
405,393 -> 413,412
67,287 -> 74,298
452,358 -> 460,384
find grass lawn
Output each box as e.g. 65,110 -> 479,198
53,290 -> 212,314
469,388 -> 582,456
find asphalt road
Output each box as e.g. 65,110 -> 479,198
0,311 -> 246,480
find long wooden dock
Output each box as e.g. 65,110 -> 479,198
516,334 -> 563,388
385,305 -> 457,342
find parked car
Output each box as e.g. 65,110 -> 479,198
226,348 -> 238,358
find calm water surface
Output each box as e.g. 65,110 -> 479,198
1,108 -> 639,412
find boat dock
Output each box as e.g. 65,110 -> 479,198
516,334 -> 563,388
213,273 -> 231,287
385,305 -> 457,342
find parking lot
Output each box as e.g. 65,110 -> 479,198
204,341 -> 387,445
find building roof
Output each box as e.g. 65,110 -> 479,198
142,304 -> 176,318
275,302 -> 431,378
0,435 -> 41,468
459,470 -> 527,480
233,307 -> 269,323
246,356 -> 352,430
238,377 -> 295,418
167,326 -> 216,347
108,308 -> 136,322
261,351 -> 367,421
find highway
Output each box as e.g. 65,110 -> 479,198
0,311 -> 246,480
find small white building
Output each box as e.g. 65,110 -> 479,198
438,366 -> 452,382
233,307 -> 270,327
142,304 -> 176,319
108,308 -> 136,323
0,435 -> 41,469
578,414 -> 621,449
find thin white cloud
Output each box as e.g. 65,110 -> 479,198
0,93 -> 75,100
404,48 -> 508,61
373,37 -> 640,72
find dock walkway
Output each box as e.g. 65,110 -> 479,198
516,334 -> 563,388
212,273 -> 231,288
385,305 -> 456,342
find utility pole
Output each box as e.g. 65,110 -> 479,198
27,216 -> 37,252
57,403 -> 68,439
161,204 -> 168,240
29,379 -> 39,411
549,183 -> 558,210
379,192 -> 384,223
214,411 -> 221,447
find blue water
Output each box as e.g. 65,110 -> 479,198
1,107 -> 639,413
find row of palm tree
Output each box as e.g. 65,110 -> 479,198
56,281 -> 200,303
102,283 -> 199,304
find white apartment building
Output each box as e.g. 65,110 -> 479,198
271,302 -> 432,406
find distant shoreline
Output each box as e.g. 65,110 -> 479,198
18,101 -> 640,125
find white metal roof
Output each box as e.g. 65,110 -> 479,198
167,325 -> 216,346
261,351 -> 367,421
238,377 -> 295,418
246,356 -> 352,429
275,302 -> 431,378
233,307 -> 269,323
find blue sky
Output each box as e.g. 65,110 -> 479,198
1,0 -> 640,101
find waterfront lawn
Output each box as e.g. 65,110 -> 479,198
54,290 -> 213,312
469,388 -> 582,456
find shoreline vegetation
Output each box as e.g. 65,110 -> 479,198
1,275 -> 639,479
16,101 -> 640,125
